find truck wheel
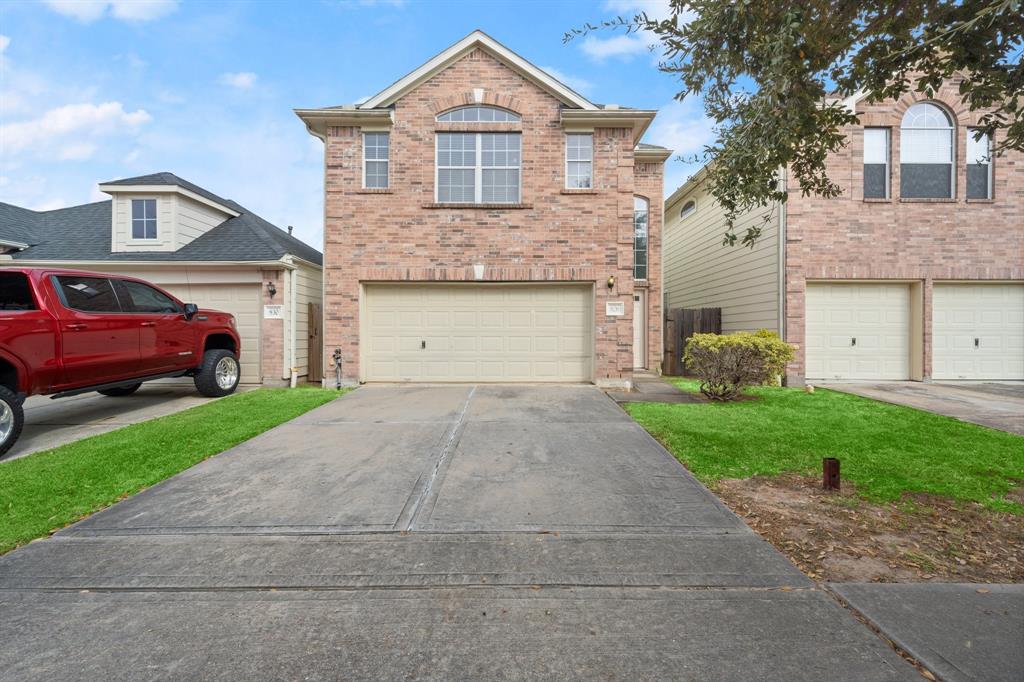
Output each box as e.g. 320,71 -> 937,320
194,349 -> 240,397
0,386 -> 25,457
98,383 -> 142,397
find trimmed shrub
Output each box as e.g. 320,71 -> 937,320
684,329 -> 795,401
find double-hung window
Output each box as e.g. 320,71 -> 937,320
363,132 -> 389,189
566,133 -> 593,188
967,129 -> 993,199
863,128 -> 890,199
900,103 -> 954,198
131,199 -> 157,240
436,132 -> 521,204
633,196 -> 649,281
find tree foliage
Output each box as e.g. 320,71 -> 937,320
567,1 -> 1023,247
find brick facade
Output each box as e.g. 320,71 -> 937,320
784,82 -> 1024,383
319,47 -> 664,386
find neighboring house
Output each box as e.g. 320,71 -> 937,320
0,172 -> 324,385
665,83 -> 1023,384
296,30 -> 670,388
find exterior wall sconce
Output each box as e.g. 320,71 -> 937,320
266,281 -> 277,298
607,275 -> 615,290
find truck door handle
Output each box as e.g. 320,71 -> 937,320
141,321 -> 156,327
974,337 -> 980,348
65,323 -> 87,331
421,340 -> 426,349
851,337 -> 856,347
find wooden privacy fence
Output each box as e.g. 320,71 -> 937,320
663,307 -> 722,375
307,302 -> 323,383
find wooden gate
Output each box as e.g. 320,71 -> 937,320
307,302 -> 323,383
663,307 -> 721,375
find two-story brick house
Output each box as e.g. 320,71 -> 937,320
297,31 -> 670,388
664,82 -> 1023,384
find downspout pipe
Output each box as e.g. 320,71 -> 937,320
288,262 -> 298,387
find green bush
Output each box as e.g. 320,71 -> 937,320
684,329 -> 795,401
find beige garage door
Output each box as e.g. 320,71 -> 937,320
164,283 -> 262,384
363,283 -> 593,382
933,283 -> 1024,380
805,283 -> 910,380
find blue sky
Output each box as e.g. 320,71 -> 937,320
0,0 -> 713,249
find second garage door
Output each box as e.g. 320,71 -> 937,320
805,283 -> 911,380
363,283 -> 593,382
933,283 -> 1024,380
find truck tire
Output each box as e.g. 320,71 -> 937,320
194,349 -> 240,397
0,386 -> 25,457
98,383 -> 142,397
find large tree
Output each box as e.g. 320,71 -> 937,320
568,1 -> 1023,247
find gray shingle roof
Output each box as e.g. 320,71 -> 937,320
0,173 -> 322,266
636,142 -> 669,150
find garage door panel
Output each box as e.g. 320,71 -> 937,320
806,283 -> 910,381
933,283 -> 1023,380
364,284 -> 593,382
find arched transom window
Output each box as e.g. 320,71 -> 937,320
633,196 -> 649,281
680,200 -> 696,219
900,102 -> 954,198
436,106 -> 521,123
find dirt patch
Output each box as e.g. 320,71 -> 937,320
713,474 -> 1023,583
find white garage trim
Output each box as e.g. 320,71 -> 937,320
932,282 -> 1024,381
360,282 -> 594,383
805,282 -> 912,381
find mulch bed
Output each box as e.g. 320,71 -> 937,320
713,474 -> 1023,583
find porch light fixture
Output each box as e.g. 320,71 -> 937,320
266,281 -> 277,298
607,275 -> 615,290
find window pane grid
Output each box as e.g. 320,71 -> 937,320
363,132 -> 390,189
437,132 -> 520,204
566,134 -> 593,189
131,199 -> 157,239
633,197 -> 649,280
899,103 -> 954,199
436,106 -> 520,123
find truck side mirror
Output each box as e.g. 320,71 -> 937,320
183,303 -> 199,320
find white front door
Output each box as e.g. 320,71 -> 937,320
805,283 -> 911,380
633,290 -> 647,369
362,283 -> 593,382
932,283 -> 1024,380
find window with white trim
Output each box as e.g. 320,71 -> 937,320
967,129 -> 993,199
565,133 -> 593,188
680,200 -> 696,219
363,132 -> 389,189
131,199 -> 157,239
436,132 -> 520,204
863,127 -> 890,199
900,103 -> 954,198
634,196 -> 649,280
436,106 -> 520,122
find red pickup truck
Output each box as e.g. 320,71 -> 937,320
0,268 -> 242,455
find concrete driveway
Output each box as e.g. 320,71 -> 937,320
3,380 -> 247,462
0,385 -> 915,680
821,381 -> 1024,435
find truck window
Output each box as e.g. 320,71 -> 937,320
116,280 -> 181,314
0,272 -> 36,310
54,276 -> 122,313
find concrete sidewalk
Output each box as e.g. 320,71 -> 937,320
0,385 -> 916,680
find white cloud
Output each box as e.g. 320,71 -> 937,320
219,72 -> 258,90
123,147 -> 141,164
645,97 -> 716,191
539,65 -> 594,95
580,33 -> 652,62
58,142 -> 99,161
42,0 -> 179,23
1,101 -> 151,156
602,0 -> 672,20
0,34 -> 10,54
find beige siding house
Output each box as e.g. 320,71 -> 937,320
0,172 -> 324,385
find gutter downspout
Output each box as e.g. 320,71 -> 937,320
288,259 -> 298,388
778,168 -> 787,339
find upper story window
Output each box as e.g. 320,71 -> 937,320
436,106 -> 520,123
680,200 -> 697,219
436,132 -> 521,204
131,199 -> 157,239
363,132 -> 390,189
634,196 -> 649,281
900,103 -> 954,198
565,133 -> 593,189
967,129 -> 993,199
863,127 -> 891,199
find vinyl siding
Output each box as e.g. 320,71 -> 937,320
174,195 -> 229,249
111,193 -> 175,252
664,181 -> 781,333
292,261 -> 323,377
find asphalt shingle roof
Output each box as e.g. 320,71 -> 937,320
0,172 -> 322,266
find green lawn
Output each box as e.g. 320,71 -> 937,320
0,387 -> 341,554
626,379 -> 1024,513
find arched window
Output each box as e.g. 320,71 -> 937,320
436,106 -> 521,123
680,200 -> 696,219
900,102 -> 954,198
633,196 -> 649,281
